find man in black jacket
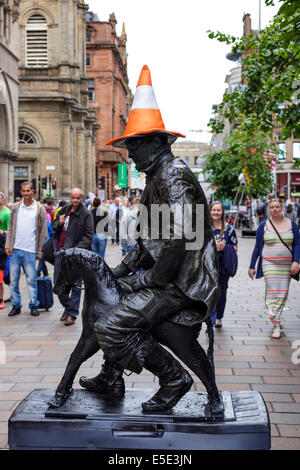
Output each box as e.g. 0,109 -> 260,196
52,187 -> 93,325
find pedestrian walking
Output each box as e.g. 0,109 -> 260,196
51,187 -> 93,326
0,193 -> 11,305
0,192 -> 11,233
119,197 -> 131,255
248,199 -> 300,338
91,198 -> 108,260
5,182 -> 48,317
119,197 -> 140,255
108,197 -> 120,244
0,220 -> 7,310
53,200 -> 68,220
209,201 -> 238,328
37,218 -> 54,277
285,203 -> 297,222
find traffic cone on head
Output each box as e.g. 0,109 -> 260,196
106,65 -> 185,148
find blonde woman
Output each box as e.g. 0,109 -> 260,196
209,201 -> 238,328
249,199 -> 300,338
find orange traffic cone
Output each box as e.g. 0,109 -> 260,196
106,65 -> 185,147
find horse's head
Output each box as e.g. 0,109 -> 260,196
53,249 -> 80,297
53,248 -> 120,299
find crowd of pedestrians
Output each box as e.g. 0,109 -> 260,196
0,184 -> 299,339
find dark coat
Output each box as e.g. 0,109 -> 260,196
52,203 -> 93,250
122,152 -> 220,321
0,233 -> 7,270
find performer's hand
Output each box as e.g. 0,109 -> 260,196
112,262 -> 131,278
291,262 -> 300,276
5,248 -> 12,256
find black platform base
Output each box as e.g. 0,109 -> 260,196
8,389 -> 270,450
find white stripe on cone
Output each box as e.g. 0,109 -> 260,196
131,85 -> 159,110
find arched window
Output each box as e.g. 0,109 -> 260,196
26,14 -> 48,67
18,129 -> 37,144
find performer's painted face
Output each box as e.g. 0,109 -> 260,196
126,135 -> 161,172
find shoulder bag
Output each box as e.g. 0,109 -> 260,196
222,225 -> 238,277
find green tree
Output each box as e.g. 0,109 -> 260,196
204,125 -> 277,202
207,0 -> 300,141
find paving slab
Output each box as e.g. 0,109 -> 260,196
0,235 -> 299,450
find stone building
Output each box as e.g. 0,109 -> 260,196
86,11 -> 130,200
0,0 -> 20,201
172,140 -> 213,199
17,0 -> 98,200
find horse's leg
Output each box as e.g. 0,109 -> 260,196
152,322 -> 223,413
47,332 -> 100,408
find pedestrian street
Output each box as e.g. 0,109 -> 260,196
0,234 -> 299,450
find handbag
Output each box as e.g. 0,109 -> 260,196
223,243 -> 238,277
269,219 -> 299,281
42,233 -> 55,265
221,225 -> 238,277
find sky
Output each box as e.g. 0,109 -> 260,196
87,0 -> 280,143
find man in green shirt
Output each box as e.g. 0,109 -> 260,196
0,192 -> 11,232
0,192 -> 11,309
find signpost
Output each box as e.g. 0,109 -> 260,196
118,164 -> 128,189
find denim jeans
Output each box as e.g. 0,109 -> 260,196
54,256 -> 82,318
10,249 -> 39,309
91,234 -> 107,260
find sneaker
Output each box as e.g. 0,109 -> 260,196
272,325 -> 281,339
215,319 -> 222,328
0,301 -> 5,309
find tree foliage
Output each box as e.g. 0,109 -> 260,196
204,125 -> 277,200
207,0 -> 300,140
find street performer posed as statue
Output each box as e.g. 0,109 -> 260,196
80,65 -> 221,413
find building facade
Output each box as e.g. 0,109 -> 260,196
86,11 -> 130,200
210,65 -> 242,152
17,0 -> 98,200
172,140 -> 213,199
0,0 -> 20,201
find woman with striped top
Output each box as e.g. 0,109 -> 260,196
249,199 -> 300,338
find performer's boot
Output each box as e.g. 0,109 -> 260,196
142,344 -> 193,412
79,360 -> 125,398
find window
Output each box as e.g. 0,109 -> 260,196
86,31 -> 92,42
14,167 -> 29,178
185,157 -> 189,166
26,14 -> 48,67
277,142 -> 286,161
86,54 -> 90,66
293,142 -> 300,160
88,79 -> 95,101
18,129 -> 37,144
